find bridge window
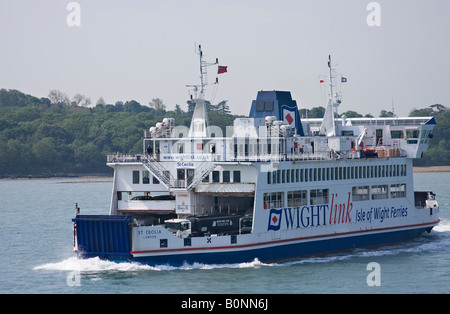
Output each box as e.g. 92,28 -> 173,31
390,130 -> 404,139
406,129 -> 420,138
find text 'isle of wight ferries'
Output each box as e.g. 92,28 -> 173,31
268,192 -> 353,231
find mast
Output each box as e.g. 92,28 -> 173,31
187,44 -> 218,99
320,55 -> 338,136
199,45 -> 206,96
328,55 -> 334,105
187,45 -> 219,138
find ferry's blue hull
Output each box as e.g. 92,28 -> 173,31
115,226 -> 433,266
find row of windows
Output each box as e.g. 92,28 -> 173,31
263,183 -> 407,208
204,170 -> 241,183
133,170 -> 160,184
352,183 -> 406,201
132,170 -> 242,185
264,188 -> 330,209
267,163 -> 407,184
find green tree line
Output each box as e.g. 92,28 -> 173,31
0,89 -> 448,177
0,89 -> 237,177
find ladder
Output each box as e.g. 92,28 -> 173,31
186,161 -> 216,190
142,157 -> 175,189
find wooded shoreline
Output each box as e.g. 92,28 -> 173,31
413,166 -> 450,173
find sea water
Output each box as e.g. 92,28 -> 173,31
0,173 -> 449,294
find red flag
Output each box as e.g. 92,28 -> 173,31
320,80 -> 324,83
218,66 -> 228,74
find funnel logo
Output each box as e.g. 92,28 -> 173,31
282,106 -> 297,129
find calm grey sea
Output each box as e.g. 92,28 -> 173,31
0,172 -> 449,294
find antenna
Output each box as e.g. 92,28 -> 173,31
186,44 -> 219,99
328,55 -> 333,102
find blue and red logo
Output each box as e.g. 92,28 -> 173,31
268,209 -> 282,231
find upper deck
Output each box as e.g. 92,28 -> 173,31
113,115 -> 435,165
106,90 -> 436,194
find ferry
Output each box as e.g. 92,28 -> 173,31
72,47 -> 439,265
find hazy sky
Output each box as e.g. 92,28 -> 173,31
1,0 -> 449,117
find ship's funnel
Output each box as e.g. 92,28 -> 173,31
248,91 -> 304,136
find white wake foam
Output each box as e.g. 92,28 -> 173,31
33,257 -> 271,272
434,219 -> 450,233
33,257 -> 157,272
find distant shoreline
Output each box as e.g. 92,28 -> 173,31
413,166 -> 450,173
0,174 -> 112,180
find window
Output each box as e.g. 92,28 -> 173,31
310,189 -> 329,205
160,239 -> 168,248
288,190 -> 307,207
223,170 -> 230,183
233,170 -> 241,183
256,101 -> 274,112
264,192 -> 284,209
391,184 -> 406,198
163,170 -> 171,182
256,101 -> 265,111
371,185 -> 388,200
352,186 -> 369,201
133,171 -> 140,184
406,129 -> 420,138
142,170 -> 150,184
391,130 -> 404,139
264,101 -> 274,111
212,171 -> 220,183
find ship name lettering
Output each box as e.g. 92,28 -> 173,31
146,229 -> 162,235
329,192 -> 353,225
281,205 -> 328,230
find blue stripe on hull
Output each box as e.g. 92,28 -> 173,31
127,227 -> 431,266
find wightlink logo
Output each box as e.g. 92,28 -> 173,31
267,192 -> 353,231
